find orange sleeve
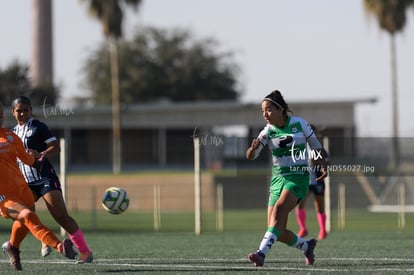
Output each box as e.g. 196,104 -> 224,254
12,132 -> 35,166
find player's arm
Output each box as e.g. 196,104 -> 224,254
12,132 -> 43,169
307,138 -> 328,182
31,139 -> 59,159
43,139 -> 60,158
246,128 -> 267,160
313,148 -> 328,181
303,121 -> 328,181
34,123 -> 60,158
246,138 -> 261,160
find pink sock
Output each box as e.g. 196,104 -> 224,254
295,208 -> 307,231
317,212 -> 327,232
69,229 -> 90,254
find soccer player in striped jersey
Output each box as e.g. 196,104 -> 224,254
246,90 -> 328,267
10,96 -> 92,263
0,103 -> 77,270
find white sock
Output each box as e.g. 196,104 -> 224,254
257,231 -> 277,256
292,236 -> 308,253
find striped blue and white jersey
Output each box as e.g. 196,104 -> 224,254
12,118 -> 58,183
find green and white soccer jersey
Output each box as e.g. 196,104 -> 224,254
253,116 -> 322,176
252,116 -> 323,203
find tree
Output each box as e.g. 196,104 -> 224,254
82,26 -> 241,103
0,60 -> 58,106
364,0 -> 414,169
80,0 -> 142,174
0,61 -> 30,104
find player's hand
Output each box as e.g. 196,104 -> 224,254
315,166 -> 328,182
246,139 -> 260,160
249,139 -> 260,150
27,148 -> 42,159
32,156 -> 44,172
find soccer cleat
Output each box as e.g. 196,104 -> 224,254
303,239 -> 317,265
2,241 -> 22,270
60,238 -> 78,259
297,228 -> 308,237
41,245 -> 52,257
248,252 -> 265,267
77,251 -> 93,264
318,230 -> 327,240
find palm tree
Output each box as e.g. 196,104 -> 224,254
81,0 -> 142,173
364,0 -> 414,170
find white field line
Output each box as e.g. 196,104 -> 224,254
1,257 -> 413,272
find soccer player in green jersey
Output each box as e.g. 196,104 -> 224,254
246,90 -> 328,267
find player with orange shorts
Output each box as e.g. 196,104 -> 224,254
0,103 -> 76,270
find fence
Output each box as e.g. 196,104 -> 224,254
1,136 -> 413,233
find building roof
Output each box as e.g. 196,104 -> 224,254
2,97 -> 377,130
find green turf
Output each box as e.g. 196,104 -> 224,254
7,209 -> 409,233
0,230 -> 413,274
0,210 -> 413,274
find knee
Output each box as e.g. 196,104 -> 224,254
16,208 -> 33,222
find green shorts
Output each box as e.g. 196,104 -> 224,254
268,173 -> 309,206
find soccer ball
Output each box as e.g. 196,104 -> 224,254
102,187 -> 129,214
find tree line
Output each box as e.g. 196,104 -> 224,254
0,26 -> 241,106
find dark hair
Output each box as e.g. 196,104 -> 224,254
263,90 -> 291,115
12,95 -> 32,110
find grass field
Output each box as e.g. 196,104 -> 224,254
0,210 -> 413,274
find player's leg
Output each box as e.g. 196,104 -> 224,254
249,189 -> 314,266
1,211 -> 28,270
248,189 -> 280,267
42,190 -> 93,262
314,194 -> 327,240
313,182 -> 327,240
295,192 -> 310,237
2,191 -> 34,269
271,190 -> 317,266
280,228 -> 317,266
279,177 -> 317,265
9,220 -> 29,249
3,201 -> 77,270
248,175 -> 317,266
27,180 -> 53,257
14,208 -> 60,248
250,177 -> 296,263
248,204 -> 279,266
10,197 -> 39,250
16,208 -> 77,258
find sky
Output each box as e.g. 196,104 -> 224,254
1,0 -> 414,137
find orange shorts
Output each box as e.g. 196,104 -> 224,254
0,184 -> 35,218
